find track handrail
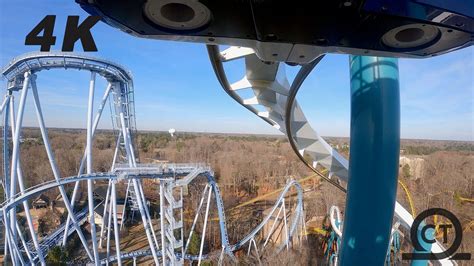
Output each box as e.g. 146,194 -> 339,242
1,51 -> 132,83
0,172 -> 195,218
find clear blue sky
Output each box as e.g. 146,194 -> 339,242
1,1 -> 473,140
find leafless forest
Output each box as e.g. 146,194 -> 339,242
1,128 -> 472,264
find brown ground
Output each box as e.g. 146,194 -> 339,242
0,129 -> 471,264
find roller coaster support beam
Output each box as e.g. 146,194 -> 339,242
30,74 -> 94,261
9,72 -> 30,258
7,96 -> 18,264
198,187 -> 213,266
340,56 -> 400,265
87,71 -> 100,265
0,97 -> 8,115
184,184 -> 210,254
63,82 -> 112,246
98,180 -> 111,248
117,90 -> 160,265
3,95 -> 10,262
111,180 -> 123,266
159,184 -> 166,265
8,76 -> 45,265
9,72 -> 47,265
106,181 -> 114,263
3,208 -> 24,265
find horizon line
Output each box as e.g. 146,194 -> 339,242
18,126 -> 474,142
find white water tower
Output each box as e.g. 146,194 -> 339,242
168,128 -> 176,137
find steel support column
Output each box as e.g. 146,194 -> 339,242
159,184 -> 166,266
111,180 -> 122,266
9,73 -> 31,254
118,105 -> 160,265
86,72 -> 100,265
2,95 -> 10,262
340,56 -> 400,265
63,83 -> 112,246
9,83 -> 46,265
198,187 -> 213,266
30,74 -> 94,261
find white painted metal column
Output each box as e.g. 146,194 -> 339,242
198,188 -> 213,266
2,95 -> 10,263
136,179 -> 160,248
3,208 -> 24,265
86,71 -> 100,265
100,130 -> 122,247
111,180 -> 122,266
160,184 -> 166,266
0,96 -> 8,115
99,180 -> 112,248
30,73 -> 94,261
117,88 -> 160,265
263,202 -> 284,247
8,72 -> 31,255
62,83 -> 112,246
180,186 -> 184,259
105,184 -> 113,265
15,222 -> 33,262
184,185 -> 209,254
7,73 -> 45,264
8,78 -> 46,265
120,180 -> 131,229
282,199 -> 289,251
122,97 -> 160,250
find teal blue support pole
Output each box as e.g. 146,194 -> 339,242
411,221 -> 434,266
340,56 -> 400,265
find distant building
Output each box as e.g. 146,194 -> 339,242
94,186 -> 127,202
52,191 -> 85,213
32,194 -> 50,209
399,156 -> 425,179
91,202 -> 125,226
92,186 -> 127,225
